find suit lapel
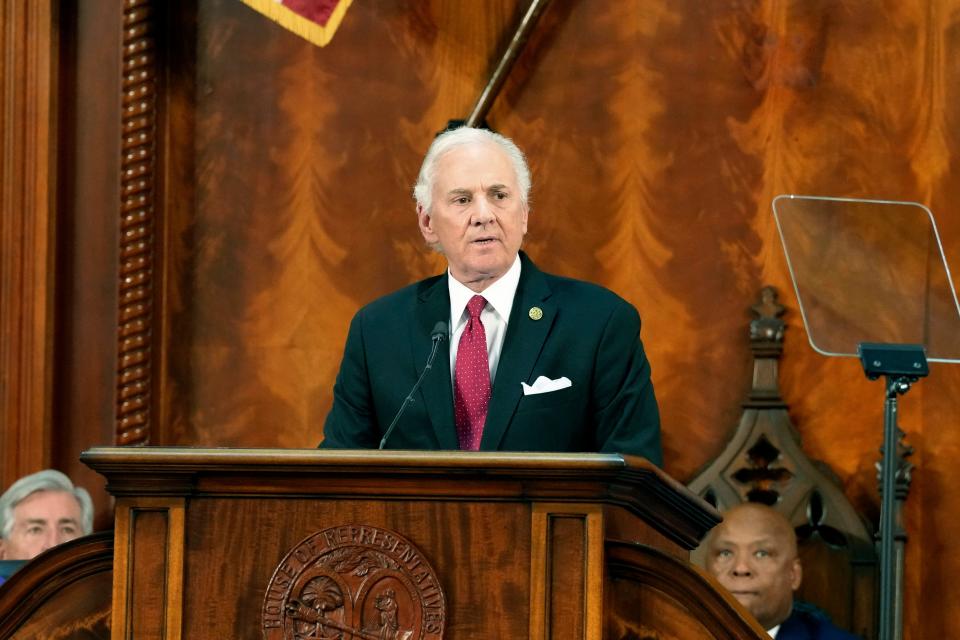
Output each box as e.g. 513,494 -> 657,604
480,254 -> 556,450
413,275 -> 458,449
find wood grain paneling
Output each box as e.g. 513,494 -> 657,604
605,541 -> 767,640
83,448 -> 722,639
529,504 -> 603,640
183,498 -> 530,639
0,532 -> 112,640
0,0 -> 55,487
112,498 -> 184,640
48,0 -> 126,530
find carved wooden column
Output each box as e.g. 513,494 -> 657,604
0,0 -> 57,485
116,0 -> 159,446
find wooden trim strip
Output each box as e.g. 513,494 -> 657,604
111,497 -> 185,640
529,505 -> 549,640
164,500 -> 185,640
0,0 -> 55,486
110,500 -> 132,639
529,503 -> 603,640
584,507 -> 603,640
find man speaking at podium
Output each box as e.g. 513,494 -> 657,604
321,127 -> 661,464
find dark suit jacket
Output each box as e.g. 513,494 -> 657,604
320,252 -> 662,463
776,609 -> 862,640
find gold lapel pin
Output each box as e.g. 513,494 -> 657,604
528,306 -> 543,320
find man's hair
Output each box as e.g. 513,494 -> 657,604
412,127 -> 532,213
0,469 -> 93,539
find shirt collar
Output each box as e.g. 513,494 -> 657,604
447,255 -> 522,326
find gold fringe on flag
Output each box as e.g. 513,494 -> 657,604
240,0 -> 353,48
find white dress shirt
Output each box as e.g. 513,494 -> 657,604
447,255 -> 522,388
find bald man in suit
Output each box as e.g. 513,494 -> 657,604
321,127 -> 661,463
704,503 -> 861,639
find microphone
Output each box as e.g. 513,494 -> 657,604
379,321 -> 448,449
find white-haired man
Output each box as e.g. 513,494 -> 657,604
321,126 -> 662,461
0,469 -> 93,568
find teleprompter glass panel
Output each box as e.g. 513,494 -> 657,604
772,195 -> 960,363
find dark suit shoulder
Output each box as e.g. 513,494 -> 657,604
535,268 -> 637,311
535,271 -> 642,334
777,609 -> 862,640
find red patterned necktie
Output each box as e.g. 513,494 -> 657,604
454,295 -> 491,451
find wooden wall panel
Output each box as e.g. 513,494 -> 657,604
50,0 -> 125,529
0,0 -> 55,488
180,498 -> 531,639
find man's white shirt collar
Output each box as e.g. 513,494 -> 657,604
447,255 -> 521,328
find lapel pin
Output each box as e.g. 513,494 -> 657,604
528,306 -> 543,320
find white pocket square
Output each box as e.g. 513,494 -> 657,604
521,375 -> 572,396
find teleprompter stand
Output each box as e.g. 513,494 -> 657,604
774,195 -> 960,640
858,343 -> 927,640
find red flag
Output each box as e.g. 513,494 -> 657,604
240,0 -> 353,47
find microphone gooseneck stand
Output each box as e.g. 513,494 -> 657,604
379,323 -> 447,450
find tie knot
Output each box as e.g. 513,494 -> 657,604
466,295 -> 486,319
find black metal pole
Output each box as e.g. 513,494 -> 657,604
878,376 -> 908,640
858,344 -> 922,640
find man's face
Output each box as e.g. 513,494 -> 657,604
418,141 -> 528,292
704,506 -> 801,630
0,490 -> 84,560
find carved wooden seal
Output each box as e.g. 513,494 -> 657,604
262,525 -> 446,640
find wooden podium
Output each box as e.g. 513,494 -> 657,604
4,448 -> 767,639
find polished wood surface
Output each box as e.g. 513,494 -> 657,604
83,447 -> 754,640
44,0 -> 125,528
82,448 -> 718,554
605,542 -> 768,640
0,532 -> 113,640
2,1 -> 959,636
0,0 -> 56,488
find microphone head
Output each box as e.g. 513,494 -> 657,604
431,321 -> 448,341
